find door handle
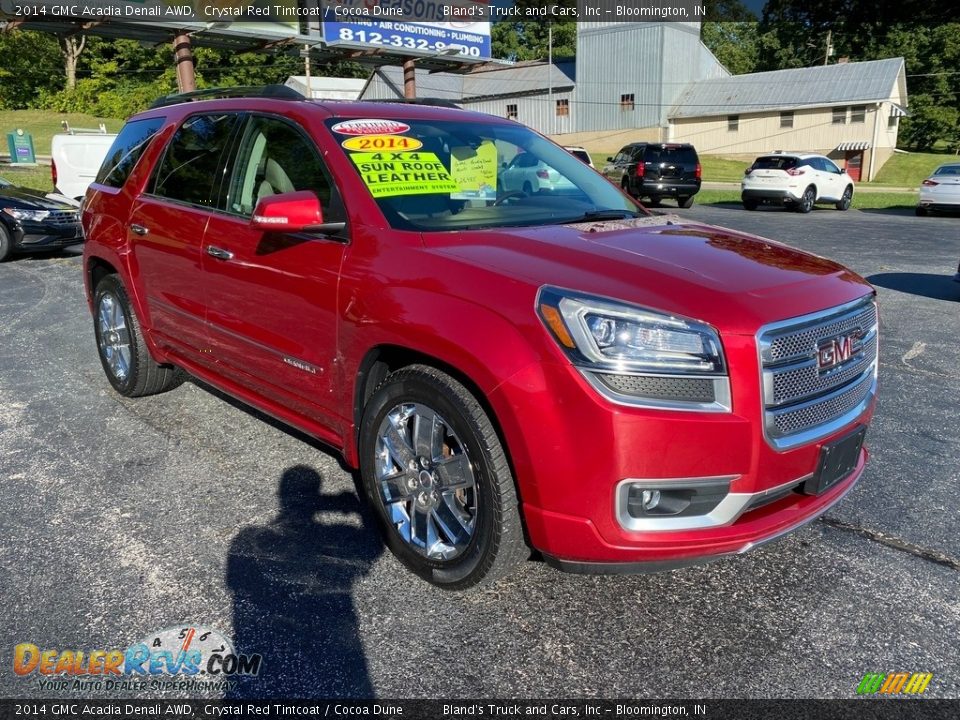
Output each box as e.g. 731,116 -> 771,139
206,245 -> 234,261
130,224 -> 149,236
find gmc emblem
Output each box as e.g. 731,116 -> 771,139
817,330 -> 862,372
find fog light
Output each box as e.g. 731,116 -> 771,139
640,490 -> 661,511
625,480 -> 731,519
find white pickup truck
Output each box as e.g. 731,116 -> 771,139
50,123 -> 117,200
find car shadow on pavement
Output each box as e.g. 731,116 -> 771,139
225,464 -> 384,698
867,272 -> 960,301
856,207 -> 921,217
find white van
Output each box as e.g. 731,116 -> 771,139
50,124 -> 117,200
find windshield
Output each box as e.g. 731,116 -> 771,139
325,117 -> 641,231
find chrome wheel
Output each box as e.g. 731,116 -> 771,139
798,187 -> 815,213
97,291 -> 132,381
375,402 -> 477,561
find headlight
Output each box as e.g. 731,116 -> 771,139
537,286 -> 731,412
2,207 -> 50,222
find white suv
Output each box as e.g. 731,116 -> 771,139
741,152 -> 854,213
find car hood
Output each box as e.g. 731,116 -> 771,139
425,216 -> 873,335
0,184 -> 75,211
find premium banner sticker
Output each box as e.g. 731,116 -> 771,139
349,151 -> 458,197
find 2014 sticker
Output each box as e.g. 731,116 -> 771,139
331,119 -> 411,136
342,135 -> 424,152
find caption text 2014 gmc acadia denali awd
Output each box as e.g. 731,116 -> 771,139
82,88 -> 878,589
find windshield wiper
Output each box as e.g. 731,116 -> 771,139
558,209 -> 642,224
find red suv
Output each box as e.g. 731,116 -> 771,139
82,88 -> 878,589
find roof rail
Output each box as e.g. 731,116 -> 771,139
150,85 -> 304,109
366,98 -> 462,109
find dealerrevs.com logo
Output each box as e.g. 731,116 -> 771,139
13,625 -> 262,692
856,672 -> 933,695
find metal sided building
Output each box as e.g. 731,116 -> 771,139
359,21 -> 727,150
668,58 -> 908,181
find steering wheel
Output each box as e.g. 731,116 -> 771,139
494,191 -> 527,206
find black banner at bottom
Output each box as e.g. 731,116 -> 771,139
0,700 -> 958,720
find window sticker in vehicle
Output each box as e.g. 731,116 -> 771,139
349,151 -> 458,197
449,141 -> 498,201
331,119 -> 411,136
341,135 -> 424,152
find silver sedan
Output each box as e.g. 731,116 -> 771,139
917,162 -> 960,216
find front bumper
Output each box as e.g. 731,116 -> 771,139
488,332 -> 874,570
12,221 -> 83,253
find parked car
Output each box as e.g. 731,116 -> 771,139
916,162 -> 960,216
0,176 -> 83,261
51,127 -> 117,200
601,142 -> 701,208
82,88 -> 878,589
563,146 -> 594,168
499,151 -> 576,194
742,153 -> 854,213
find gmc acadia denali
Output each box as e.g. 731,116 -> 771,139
82,88 -> 878,589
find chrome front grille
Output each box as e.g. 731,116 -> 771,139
758,296 -> 878,450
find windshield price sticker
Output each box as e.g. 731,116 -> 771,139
350,151 -> 458,197
342,135 -> 424,152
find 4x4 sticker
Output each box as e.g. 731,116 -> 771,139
350,151 -> 458,198
332,119 -> 411,136
342,135 -> 423,152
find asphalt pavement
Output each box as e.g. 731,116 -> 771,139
0,202 -> 958,700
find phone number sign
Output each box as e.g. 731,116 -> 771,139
322,1 -> 491,60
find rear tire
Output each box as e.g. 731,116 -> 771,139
678,195 -> 695,209
796,186 -> 816,213
742,199 -> 759,211
0,223 -> 12,262
836,185 -> 853,211
359,365 -> 527,590
93,274 -> 184,397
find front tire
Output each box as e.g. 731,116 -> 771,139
742,198 -> 759,211
0,223 -> 12,262
359,365 -> 526,590
836,185 -> 853,211
93,274 -> 184,397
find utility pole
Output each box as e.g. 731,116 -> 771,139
824,29 -> 833,66
548,23 -> 553,135
173,31 -> 196,93
403,58 -> 417,99
302,47 -> 312,99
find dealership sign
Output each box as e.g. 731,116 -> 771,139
321,0 -> 492,60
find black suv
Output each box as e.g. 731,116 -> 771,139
602,143 -> 701,208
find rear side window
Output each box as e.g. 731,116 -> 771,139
95,118 -> 164,188
152,113 -> 240,207
645,146 -> 698,165
570,150 -> 591,164
752,156 -> 798,171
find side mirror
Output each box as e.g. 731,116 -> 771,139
500,162 -> 508,170
607,156 -> 614,163
840,168 -> 847,174
251,191 -> 345,234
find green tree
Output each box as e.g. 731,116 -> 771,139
492,0 -> 577,61
0,28 -> 62,108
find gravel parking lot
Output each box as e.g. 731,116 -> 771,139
1,204 -> 958,700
